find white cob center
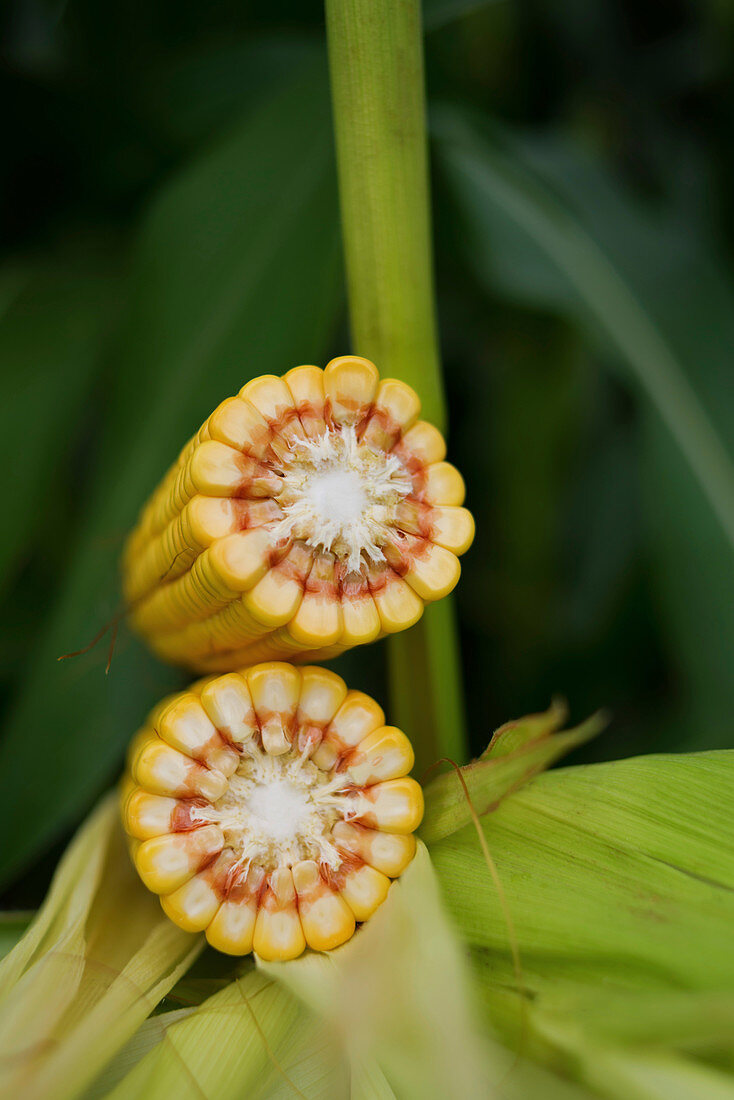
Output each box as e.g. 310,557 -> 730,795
274,426 -> 411,574
205,749 -> 350,871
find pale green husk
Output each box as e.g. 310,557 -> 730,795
0,795 -> 201,1100
431,750 -> 734,1099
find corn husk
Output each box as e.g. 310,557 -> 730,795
430,750 -> 734,1099
97,967 -> 345,1100
99,840 -> 596,1100
0,911 -> 33,962
0,794 -> 201,1100
420,701 -> 604,844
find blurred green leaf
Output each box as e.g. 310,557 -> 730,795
0,259 -> 118,592
431,751 -> 734,1096
423,0 -> 502,32
138,37 -> 322,147
420,702 -> 603,844
0,60 -> 342,889
434,109 -> 734,746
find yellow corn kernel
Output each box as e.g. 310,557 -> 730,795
161,868 -> 223,932
295,666 -> 347,754
342,725 -> 415,786
122,788 -> 180,840
285,364 -> 327,439
132,736 -> 228,801
394,419 -> 447,466
292,860 -> 355,951
157,696 -> 240,775
369,568 -> 424,634
253,867 -> 306,962
134,825 -> 223,894
333,820 -> 416,877
206,865 -> 265,955
338,863 -> 391,922
361,377 -> 421,450
207,396 -> 270,454
426,504 -> 475,555
199,672 -> 257,748
311,689 -> 385,770
351,777 -> 425,833
421,462 -> 466,506
394,538 -> 462,603
339,573 -> 382,647
244,663 -> 299,755
122,357 -> 473,671
323,354 -> 378,426
240,374 -> 299,433
121,663 -> 422,959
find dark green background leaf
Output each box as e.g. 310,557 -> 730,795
434,110 -> 734,751
0,62 -> 342,888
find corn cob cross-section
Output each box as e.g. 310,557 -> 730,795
121,662 -> 423,959
123,356 -> 474,671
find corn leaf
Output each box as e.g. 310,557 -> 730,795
0,258 -> 118,593
0,58 -> 342,890
430,751 -> 734,1097
433,109 -> 734,749
420,703 -> 604,844
0,795 -> 201,1100
424,0 -> 501,31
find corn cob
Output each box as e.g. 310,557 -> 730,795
121,661 -> 423,959
122,357 -> 474,671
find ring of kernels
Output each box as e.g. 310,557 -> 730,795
121,662 -> 423,960
123,356 -> 474,671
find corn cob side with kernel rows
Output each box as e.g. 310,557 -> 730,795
121,662 -> 423,960
123,356 -> 474,671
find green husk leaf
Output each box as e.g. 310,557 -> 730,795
0,912 -> 33,961
101,968 -> 344,1100
420,703 -> 604,844
259,841 -> 494,1099
83,1008 -> 198,1100
431,751 -> 734,1096
0,795 -> 201,1100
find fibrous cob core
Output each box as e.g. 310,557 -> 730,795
273,426 -> 411,574
122,662 -> 423,960
202,750 -> 346,871
122,356 -> 474,672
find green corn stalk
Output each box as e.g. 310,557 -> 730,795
325,0 -> 467,771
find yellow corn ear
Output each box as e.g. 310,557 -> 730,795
121,662 -> 423,960
122,357 -> 474,671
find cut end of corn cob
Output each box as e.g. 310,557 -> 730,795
122,357 -> 474,670
121,662 -> 423,959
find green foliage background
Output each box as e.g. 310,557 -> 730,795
1,0 -> 733,912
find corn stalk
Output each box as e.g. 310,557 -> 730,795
325,0 -> 468,768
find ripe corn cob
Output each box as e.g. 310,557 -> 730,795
121,661 -> 423,959
122,356 -> 474,671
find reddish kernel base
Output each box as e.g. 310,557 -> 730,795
121,662 -> 423,959
122,357 -> 474,671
